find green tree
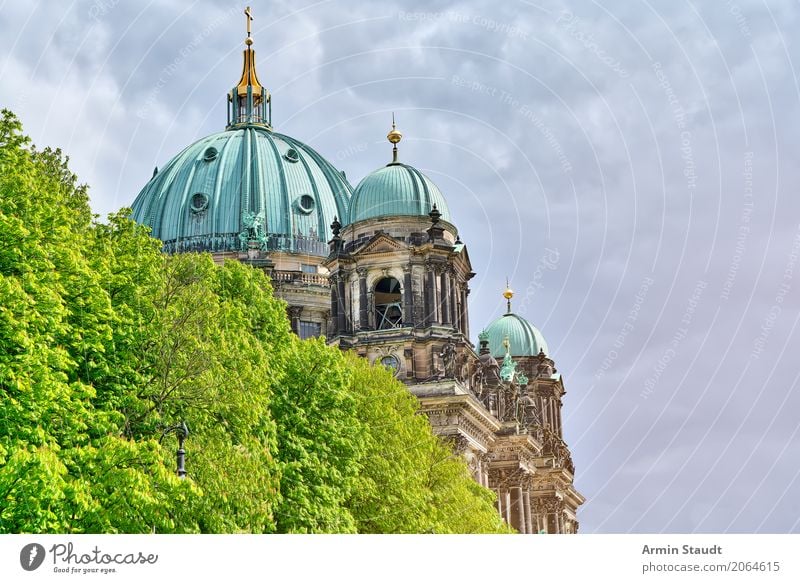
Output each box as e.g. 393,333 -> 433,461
344,354 -> 509,533
271,339 -> 364,532
0,109 -> 509,534
0,109 -> 190,532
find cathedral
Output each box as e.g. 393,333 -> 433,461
130,9 -> 583,534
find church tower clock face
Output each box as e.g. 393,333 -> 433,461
379,355 -> 400,372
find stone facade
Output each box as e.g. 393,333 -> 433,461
324,208 -> 582,532
206,205 -> 585,533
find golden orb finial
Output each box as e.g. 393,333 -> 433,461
387,127 -> 402,144
387,113 -> 402,163
503,279 -> 514,313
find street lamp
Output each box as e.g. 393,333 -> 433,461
161,422 -> 189,478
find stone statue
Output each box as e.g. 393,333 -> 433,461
440,341 -> 456,378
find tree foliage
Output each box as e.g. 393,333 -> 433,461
0,110 -> 507,534
343,354 -> 509,533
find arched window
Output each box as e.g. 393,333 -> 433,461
374,277 -> 402,329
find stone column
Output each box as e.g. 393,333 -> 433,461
553,401 -> 560,436
509,486 -> 526,534
288,305 -> 302,335
523,490 -> 533,535
461,288 -> 470,338
358,268 -> 368,330
449,270 -> 458,329
337,273 -> 347,333
533,499 -> 546,533
424,264 -> 438,326
503,491 -> 512,525
452,289 -> 460,332
322,309 -> 330,338
329,275 -> 339,337
403,265 -> 414,327
440,268 -> 451,326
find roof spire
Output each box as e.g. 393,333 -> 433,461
227,6 -> 271,129
503,279 -> 514,313
387,113 -> 402,164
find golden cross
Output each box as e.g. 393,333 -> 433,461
245,6 -> 253,37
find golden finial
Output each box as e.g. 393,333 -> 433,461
227,6 -> 271,128
503,278 -> 514,313
387,113 -> 402,163
502,335 -> 511,355
235,6 -> 263,99
244,6 -> 254,45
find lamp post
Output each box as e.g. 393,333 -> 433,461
161,422 -> 189,478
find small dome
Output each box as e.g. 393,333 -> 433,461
482,312 -> 549,357
130,126 -> 352,256
348,163 -> 450,225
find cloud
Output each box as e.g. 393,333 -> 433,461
2,0 -> 799,534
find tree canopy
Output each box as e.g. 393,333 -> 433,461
0,110 -> 508,534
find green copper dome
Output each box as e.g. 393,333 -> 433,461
348,163 -> 451,225
482,312 -> 550,358
130,126 -> 352,255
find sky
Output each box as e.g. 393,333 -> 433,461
2,0 -> 799,534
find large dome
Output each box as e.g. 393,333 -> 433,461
131,126 -> 352,256
348,163 -> 450,225
482,312 -> 549,357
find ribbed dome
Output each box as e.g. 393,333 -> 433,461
348,163 -> 450,224
482,312 -> 549,357
130,126 -> 352,256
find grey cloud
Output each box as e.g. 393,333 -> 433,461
2,0 -> 799,533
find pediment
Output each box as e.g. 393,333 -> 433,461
353,232 -> 408,256
454,243 -> 473,271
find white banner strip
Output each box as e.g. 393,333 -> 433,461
1,534 -> 798,582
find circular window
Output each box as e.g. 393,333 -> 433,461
203,147 -> 218,161
380,355 -> 400,372
190,193 -> 209,213
284,148 -> 299,163
295,194 -> 315,215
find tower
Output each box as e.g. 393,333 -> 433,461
477,285 -> 584,533
325,123 -> 584,533
324,119 -> 473,383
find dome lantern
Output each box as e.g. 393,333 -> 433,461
227,6 -> 271,129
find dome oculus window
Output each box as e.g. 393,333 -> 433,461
203,147 -> 218,161
284,148 -> 300,163
190,193 -> 209,213
295,194 -> 315,215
